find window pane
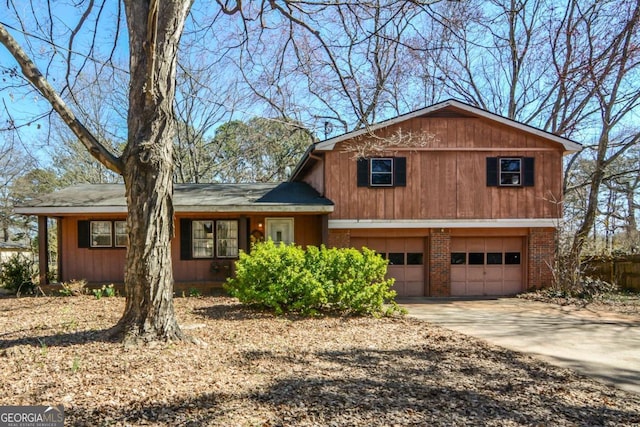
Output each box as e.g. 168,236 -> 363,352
505,252 -> 521,265
500,158 -> 521,172
388,253 -> 405,265
371,159 -> 392,173
468,253 -> 484,265
487,252 -> 503,265
407,253 -> 423,265
500,173 -> 521,186
451,253 -> 466,264
90,221 -> 112,247
371,173 -> 393,185
114,221 -> 128,247
192,220 -> 214,258
216,220 -> 238,258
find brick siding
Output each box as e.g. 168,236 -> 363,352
429,229 -> 451,296
328,230 -> 351,248
527,228 -> 556,290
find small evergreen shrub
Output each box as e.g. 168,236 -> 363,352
225,240 -> 399,316
0,254 -> 36,295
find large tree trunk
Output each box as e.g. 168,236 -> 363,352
112,0 -> 191,344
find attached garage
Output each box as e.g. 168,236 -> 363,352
450,237 -> 524,296
351,237 -> 426,297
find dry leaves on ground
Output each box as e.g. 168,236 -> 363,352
1,295 -> 639,426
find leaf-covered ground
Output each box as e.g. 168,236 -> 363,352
1,295 -> 639,426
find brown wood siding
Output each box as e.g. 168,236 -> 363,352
323,116 -> 564,220
301,159 -> 325,195
173,214 -> 323,283
61,216 -> 127,283
61,214 -> 324,285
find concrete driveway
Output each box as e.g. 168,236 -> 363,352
399,298 -> 640,394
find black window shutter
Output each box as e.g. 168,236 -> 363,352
486,157 -> 498,186
523,157 -> 535,187
357,158 -> 369,187
394,157 -> 407,187
180,218 -> 192,260
78,220 -> 90,248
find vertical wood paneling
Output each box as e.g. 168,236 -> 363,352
62,217 -> 126,283
324,116 -> 566,221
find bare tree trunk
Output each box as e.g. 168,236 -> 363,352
111,0 -> 191,344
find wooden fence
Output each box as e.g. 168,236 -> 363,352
583,255 -> 640,291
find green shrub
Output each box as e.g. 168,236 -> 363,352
225,240 -> 399,316
0,254 -> 36,295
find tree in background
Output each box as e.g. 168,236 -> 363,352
212,117 -> 313,183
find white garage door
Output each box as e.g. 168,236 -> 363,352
450,237 -> 523,296
351,237 -> 425,297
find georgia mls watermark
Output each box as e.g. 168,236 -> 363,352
0,406 -> 64,427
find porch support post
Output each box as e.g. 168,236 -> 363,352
321,214 -> 329,246
239,216 -> 249,253
37,216 -> 48,286
56,217 -> 62,282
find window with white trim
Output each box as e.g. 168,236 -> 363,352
90,221 -> 112,247
216,220 -> 239,258
192,220 -> 214,258
370,158 -> 394,186
114,221 -> 128,247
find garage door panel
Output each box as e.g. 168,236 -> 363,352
451,282 -> 467,295
451,237 -> 523,296
466,238 -> 486,252
466,282 -> 485,295
405,266 -> 423,281
387,266 -> 405,281
386,239 -> 405,252
451,267 -> 467,282
485,267 -> 503,281
402,282 -> 422,297
405,238 -> 424,252
504,267 -> 521,281
355,237 -> 426,297
503,237 -> 523,251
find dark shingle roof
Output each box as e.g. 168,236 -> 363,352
15,182 -> 333,215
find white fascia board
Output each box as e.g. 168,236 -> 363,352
14,206 -> 128,215
15,204 -> 334,216
315,100 -> 581,154
329,218 -> 559,229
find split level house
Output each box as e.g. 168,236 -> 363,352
16,99 -> 581,297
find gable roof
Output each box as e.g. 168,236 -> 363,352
290,99 -> 582,181
14,182 -> 334,215
318,99 -> 581,152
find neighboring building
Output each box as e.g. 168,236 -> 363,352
15,100 -> 581,297
0,241 -> 32,266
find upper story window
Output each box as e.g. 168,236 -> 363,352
500,158 -> 522,186
486,157 -> 535,187
357,157 -> 406,188
370,158 -> 394,186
